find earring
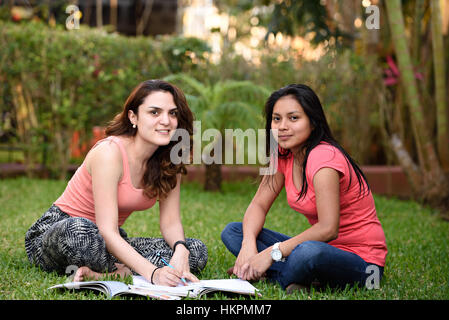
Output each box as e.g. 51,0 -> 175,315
132,124 -> 136,129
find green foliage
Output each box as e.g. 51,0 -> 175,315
293,50 -> 386,163
265,0 -> 336,44
164,73 -> 271,164
159,35 -> 212,73
217,0 -> 342,45
166,74 -> 270,130
0,19 -> 392,172
0,21 -> 211,177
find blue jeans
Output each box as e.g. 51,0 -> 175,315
221,222 -> 383,290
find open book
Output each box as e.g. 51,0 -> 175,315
49,276 -> 260,300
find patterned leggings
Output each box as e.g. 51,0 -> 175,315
25,205 -> 208,275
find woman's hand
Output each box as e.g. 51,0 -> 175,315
152,266 -> 185,286
239,248 -> 273,281
233,241 -> 259,279
232,172 -> 285,279
169,246 -> 199,284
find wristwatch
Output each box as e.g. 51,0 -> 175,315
271,242 -> 285,262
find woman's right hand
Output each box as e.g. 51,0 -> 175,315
231,173 -> 284,279
233,242 -> 258,279
152,266 -> 184,287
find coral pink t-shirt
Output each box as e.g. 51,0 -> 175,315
277,143 -> 387,266
54,136 -> 156,226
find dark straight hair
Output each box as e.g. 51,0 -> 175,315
264,84 -> 370,200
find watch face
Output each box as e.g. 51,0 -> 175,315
271,249 -> 282,261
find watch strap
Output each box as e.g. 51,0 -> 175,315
173,240 -> 189,252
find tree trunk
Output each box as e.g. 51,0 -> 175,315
386,0 -> 427,168
11,82 -> 39,177
136,0 -> 154,36
411,0 -> 425,64
96,0 -> 103,28
84,0 -> 92,26
110,0 -> 118,31
204,163 -> 222,192
430,0 -> 449,169
385,0 -> 449,212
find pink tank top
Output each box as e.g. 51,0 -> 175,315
54,136 -> 156,226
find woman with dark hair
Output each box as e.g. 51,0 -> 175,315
221,84 -> 387,292
25,80 -> 207,286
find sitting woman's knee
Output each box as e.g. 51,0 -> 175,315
186,238 -> 208,272
221,222 -> 242,242
43,218 -> 102,260
291,240 -> 326,263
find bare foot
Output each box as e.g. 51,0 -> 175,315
73,266 -> 102,282
112,263 -> 132,278
73,264 -> 132,282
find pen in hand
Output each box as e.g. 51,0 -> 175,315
156,252 -> 188,285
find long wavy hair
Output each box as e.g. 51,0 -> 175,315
264,84 -> 370,200
105,79 -> 193,200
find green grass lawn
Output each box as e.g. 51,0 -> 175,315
0,177 -> 448,300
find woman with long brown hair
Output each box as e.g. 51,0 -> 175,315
25,80 -> 207,286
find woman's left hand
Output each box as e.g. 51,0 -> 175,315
240,248 -> 273,281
